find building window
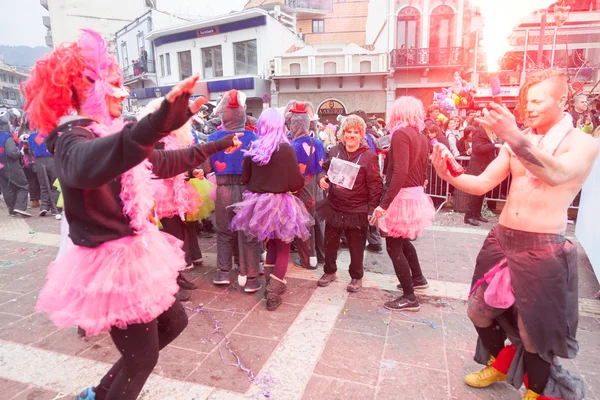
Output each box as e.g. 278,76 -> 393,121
234,40 -> 258,75
312,19 -> 324,33
9,92 -> 16,100
8,76 -> 14,84
289,63 -> 301,75
165,53 -> 172,75
159,54 -> 165,77
121,42 -> 129,67
430,5 -> 455,48
137,32 -> 145,56
178,51 -> 192,80
202,46 -> 223,78
397,6 -> 420,48
3,92 -> 9,100
359,60 -> 371,73
324,61 -> 336,74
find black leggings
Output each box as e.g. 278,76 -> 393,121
385,237 -> 424,297
94,299 -> 188,400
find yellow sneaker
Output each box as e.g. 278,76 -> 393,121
522,389 -> 541,400
464,356 -> 507,388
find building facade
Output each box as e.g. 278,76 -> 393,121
147,8 -> 305,116
245,0 -> 370,45
40,0 -> 150,48
0,60 -> 28,109
114,10 -> 193,111
271,42 -> 388,121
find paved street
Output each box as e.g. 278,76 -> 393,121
0,203 -> 599,400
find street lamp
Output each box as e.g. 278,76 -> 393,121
154,87 -> 161,98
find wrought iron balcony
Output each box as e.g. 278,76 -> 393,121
123,60 -> 156,80
390,47 -> 464,68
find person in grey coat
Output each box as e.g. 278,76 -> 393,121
0,111 -> 30,217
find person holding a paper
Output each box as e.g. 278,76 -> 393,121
317,115 -> 383,293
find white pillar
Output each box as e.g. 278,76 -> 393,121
421,0 -> 430,48
345,54 -> 353,73
385,77 -> 396,117
388,0 -> 395,51
456,0 -> 464,47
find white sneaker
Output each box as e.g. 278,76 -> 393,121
183,264 -> 194,271
55,214 -> 62,220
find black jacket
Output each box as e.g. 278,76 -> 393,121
47,117 -> 233,247
323,142 -> 383,215
467,126 -> 496,175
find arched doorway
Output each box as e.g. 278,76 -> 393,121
429,5 -> 455,48
317,98 -> 347,124
397,6 -> 420,49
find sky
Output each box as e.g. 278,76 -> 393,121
0,0 -> 247,47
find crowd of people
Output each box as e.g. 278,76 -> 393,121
1,28 -> 596,400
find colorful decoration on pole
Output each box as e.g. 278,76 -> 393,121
433,72 -> 472,115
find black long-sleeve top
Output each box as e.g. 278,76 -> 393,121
380,126 -> 429,210
47,117 -> 234,247
242,143 -> 304,193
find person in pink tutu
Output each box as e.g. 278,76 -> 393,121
229,108 -> 313,310
22,29 -> 241,400
372,96 -> 436,312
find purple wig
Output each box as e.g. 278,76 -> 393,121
244,108 -> 289,166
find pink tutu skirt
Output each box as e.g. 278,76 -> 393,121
36,229 -> 185,336
153,179 -> 201,220
230,191 -> 314,243
378,186 -> 435,239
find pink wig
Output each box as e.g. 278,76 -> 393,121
387,96 -> 426,134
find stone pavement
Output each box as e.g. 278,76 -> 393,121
0,203 -> 599,400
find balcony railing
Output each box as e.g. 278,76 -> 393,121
390,47 -> 464,68
123,60 -> 156,80
478,71 -> 522,87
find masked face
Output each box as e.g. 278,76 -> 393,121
105,82 -> 129,119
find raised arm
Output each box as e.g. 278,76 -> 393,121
432,143 -> 511,196
477,103 -> 600,186
149,135 -> 235,179
56,117 -> 166,189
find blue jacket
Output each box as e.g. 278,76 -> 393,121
28,132 -> 53,157
290,136 -> 326,177
0,132 -> 13,158
208,129 -> 256,175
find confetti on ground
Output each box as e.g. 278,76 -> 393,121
435,299 -> 456,311
376,310 -> 391,315
396,312 -> 437,329
185,305 -> 277,399
343,308 -> 348,315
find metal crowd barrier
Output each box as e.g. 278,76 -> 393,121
425,157 -> 580,212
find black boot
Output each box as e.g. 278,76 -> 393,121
265,275 -> 287,311
177,273 -> 197,290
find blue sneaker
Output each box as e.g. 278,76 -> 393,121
76,386 -> 96,400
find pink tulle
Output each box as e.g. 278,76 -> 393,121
378,186 -> 435,239
207,174 -> 217,202
153,179 -> 201,220
36,229 -> 185,336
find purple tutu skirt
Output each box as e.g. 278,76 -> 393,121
230,191 -> 314,243
378,186 -> 435,239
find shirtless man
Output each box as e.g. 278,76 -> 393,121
432,69 -> 599,400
